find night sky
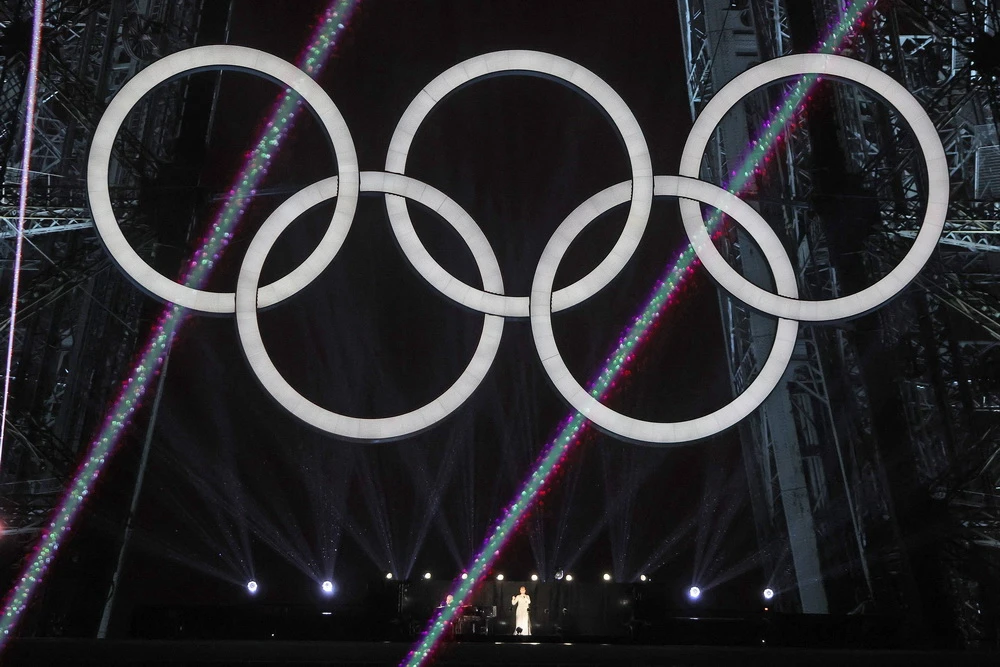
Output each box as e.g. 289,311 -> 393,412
90,0 -> 759,623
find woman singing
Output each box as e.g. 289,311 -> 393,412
511,586 -> 531,636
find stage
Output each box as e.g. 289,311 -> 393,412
2,637 -> 997,666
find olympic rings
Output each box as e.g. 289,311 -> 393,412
530,176 -> 799,444
236,172 -> 505,441
87,45 -> 360,313
678,54 -> 948,321
88,47 -> 947,443
384,50 -> 653,317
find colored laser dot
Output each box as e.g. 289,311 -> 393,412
403,3 -> 874,664
0,0 -> 46,472
0,0 -> 360,644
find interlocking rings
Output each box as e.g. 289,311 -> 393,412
88,47 -> 947,443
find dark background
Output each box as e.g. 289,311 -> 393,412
31,0 -> 762,636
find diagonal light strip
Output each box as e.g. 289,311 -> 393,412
0,0 -> 46,473
0,0 -> 360,645
403,3 -> 874,664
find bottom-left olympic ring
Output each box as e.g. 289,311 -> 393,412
235,171 -> 506,442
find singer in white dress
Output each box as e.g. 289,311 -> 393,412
511,586 -> 531,635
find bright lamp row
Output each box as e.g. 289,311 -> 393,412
245,577 -> 775,601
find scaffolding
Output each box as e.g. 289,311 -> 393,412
680,0 -> 1000,643
0,0 -> 202,545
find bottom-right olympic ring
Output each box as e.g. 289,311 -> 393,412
530,175 -> 799,445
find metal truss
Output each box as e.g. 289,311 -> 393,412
0,0 -> 203,539
677,0 -> 1000,619
808,0 -> 1000,644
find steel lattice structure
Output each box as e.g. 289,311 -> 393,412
0,0 -> 202,551
680,0 -> 1000,645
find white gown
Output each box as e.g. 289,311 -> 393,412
512,594 -> 531,635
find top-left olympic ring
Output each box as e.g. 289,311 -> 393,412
87,45 -> 361,314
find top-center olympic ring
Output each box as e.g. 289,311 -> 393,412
87,46 -> 948,444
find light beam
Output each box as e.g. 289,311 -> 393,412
0,0 -> 46,473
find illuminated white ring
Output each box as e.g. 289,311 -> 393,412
678,54 -> 948,321
235,171 -> 504,441
530,176 -> 799,444
87,45 -> 360,314
385,50 -> 653,317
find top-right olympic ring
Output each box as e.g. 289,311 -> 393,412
87,47 -> 946,444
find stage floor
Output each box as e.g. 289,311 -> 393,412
3,638 -> 998,666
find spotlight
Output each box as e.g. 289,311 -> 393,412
461,572 -> 468,580
247,580 -> 258,594
496,573 -> 504,581
565,574 -> 573,582
554,570 -> 564,581
321,580 -> 334,595
423,572 -> 432,580
639,574 -> 647,582
603,573 -> 612,582
763,587 -> 775,600
530,574 -> 538,582
386,572 -> 393,580
688,586 -> 701,600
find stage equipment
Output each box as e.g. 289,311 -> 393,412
89,48 -> 945,446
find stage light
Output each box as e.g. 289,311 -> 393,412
763,587 -> 775,600
530,574 -> 538,582
554,570 -> 564,580
423,572 -> 432,580
688,586 -> 701,600
386,573 -> 393,580
247,580 -> 258,594
603,573 -> 612,582
461,572 -> 468,580
565,574 -> 573,582
321,580 -> 334,595
639,575 -> 647,582
496,573 -> 504,581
